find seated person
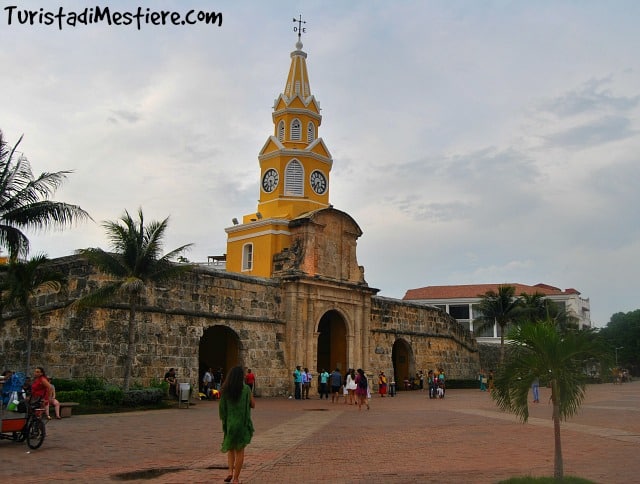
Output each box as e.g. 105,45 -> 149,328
164,368 -> 178,398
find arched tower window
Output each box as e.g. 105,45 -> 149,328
285,159 -> 304,196
290,119 -> 301,141
307,122 -> 315,143
242,243 -> 253,271
278,120 -> 285,141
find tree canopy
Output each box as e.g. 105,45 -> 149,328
76,208 -> 193,390
0,130 -> 90,259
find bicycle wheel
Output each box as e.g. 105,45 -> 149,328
26,418 -> 46,449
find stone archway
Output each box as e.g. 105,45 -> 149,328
392,338 -> 415,390
316,310 -> 348,373
199,325 -> 241,384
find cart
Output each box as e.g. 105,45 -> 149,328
0,374 -> 47,449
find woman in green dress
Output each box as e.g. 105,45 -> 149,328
219,366 -> 255,483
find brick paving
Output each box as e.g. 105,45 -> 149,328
2,382 -> 639,483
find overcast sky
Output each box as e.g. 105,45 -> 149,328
2,1 -> 639,327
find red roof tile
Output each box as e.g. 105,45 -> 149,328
403,283 -> 580,300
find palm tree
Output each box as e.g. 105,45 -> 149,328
0,254 -> 65,375
0,130 -> 90,259
517,292 -> 579,332
75,208 -> 193,391
492,321 -> 603,480
474,285 -> 522,362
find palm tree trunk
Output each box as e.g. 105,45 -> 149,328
123,302 -> 137,392
499,324 -> 505,364
25,313 -> 33,376
551,380 -> 564,480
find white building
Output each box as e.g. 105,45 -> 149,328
403,283 -> 591,343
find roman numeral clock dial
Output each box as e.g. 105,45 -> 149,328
310,170 -> 327,195
262,168 -> 279,193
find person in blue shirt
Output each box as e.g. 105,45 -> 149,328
292,365 -> 302,400
319,369 -> 330,399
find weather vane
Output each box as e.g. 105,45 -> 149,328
292,14 -> 306,42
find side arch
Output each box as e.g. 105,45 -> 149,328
392,338 -> 415,390
199,325 -> 242,383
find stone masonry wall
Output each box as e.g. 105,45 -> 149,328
0,256 -> 481,397
0,256 -> 290,396
369,296 -> 479,380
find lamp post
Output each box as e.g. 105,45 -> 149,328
615,346 -> 623,367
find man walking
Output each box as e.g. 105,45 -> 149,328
329,368 -> 342,403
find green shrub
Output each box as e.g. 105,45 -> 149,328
122,388 -> 165,407
90,387 -> 124,406
51,376 -> 105,392
80,376 -> 105,392
51,378 -> 82,391
56,390 -> 88,404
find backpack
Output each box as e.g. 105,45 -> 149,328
358,375 -> 368,390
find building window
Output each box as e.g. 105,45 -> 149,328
285,159 -> 304,196
473,322 -> 495,338
449,305 -> 470,320
242,243 -> 253,271
278,121 -> 285,141
290,119 -> 301,141
307,122 -> 315,142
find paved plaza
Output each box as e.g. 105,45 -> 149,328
2,382 -> 639,483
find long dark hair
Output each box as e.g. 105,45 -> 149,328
221,366 -> 245,403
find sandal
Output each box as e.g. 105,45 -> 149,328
224,475 -> 232,483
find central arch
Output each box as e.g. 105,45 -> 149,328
316,310 -> 347,373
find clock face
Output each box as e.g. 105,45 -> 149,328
310,170 -> 327,195
262,168 -> 279,193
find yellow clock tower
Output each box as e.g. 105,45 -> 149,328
225,36 -> 333,277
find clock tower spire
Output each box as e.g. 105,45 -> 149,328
225,21 -> 334,277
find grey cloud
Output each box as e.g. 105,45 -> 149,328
108,109 -> 141,124
544,115 -> 636,149
542,77 -> 640,117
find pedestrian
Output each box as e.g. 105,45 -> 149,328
164,368 -> 178,399
378,371 -> 388,397
428,370 -> 437,399
438,368 -> 446,398
293,365 -> 302,399
532,376 -> 540,403
345,368 -> 357,405
245,368 -> 256,394
355,368 -> 369,410
214,367 -> 224,391
319,368 -> 330,399
29,367 -> 53,418
487,370 -> 494,393
329,368 -> 342,403
479,369 -> 487,391
219,366 -> 255,484
302,367 -> 312,399
203,367 -> 213,397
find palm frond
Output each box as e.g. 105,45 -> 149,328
72,282 -> 122,309
0,130 -> 91,258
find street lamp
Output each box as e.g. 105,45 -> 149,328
615,346 -> 623,367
